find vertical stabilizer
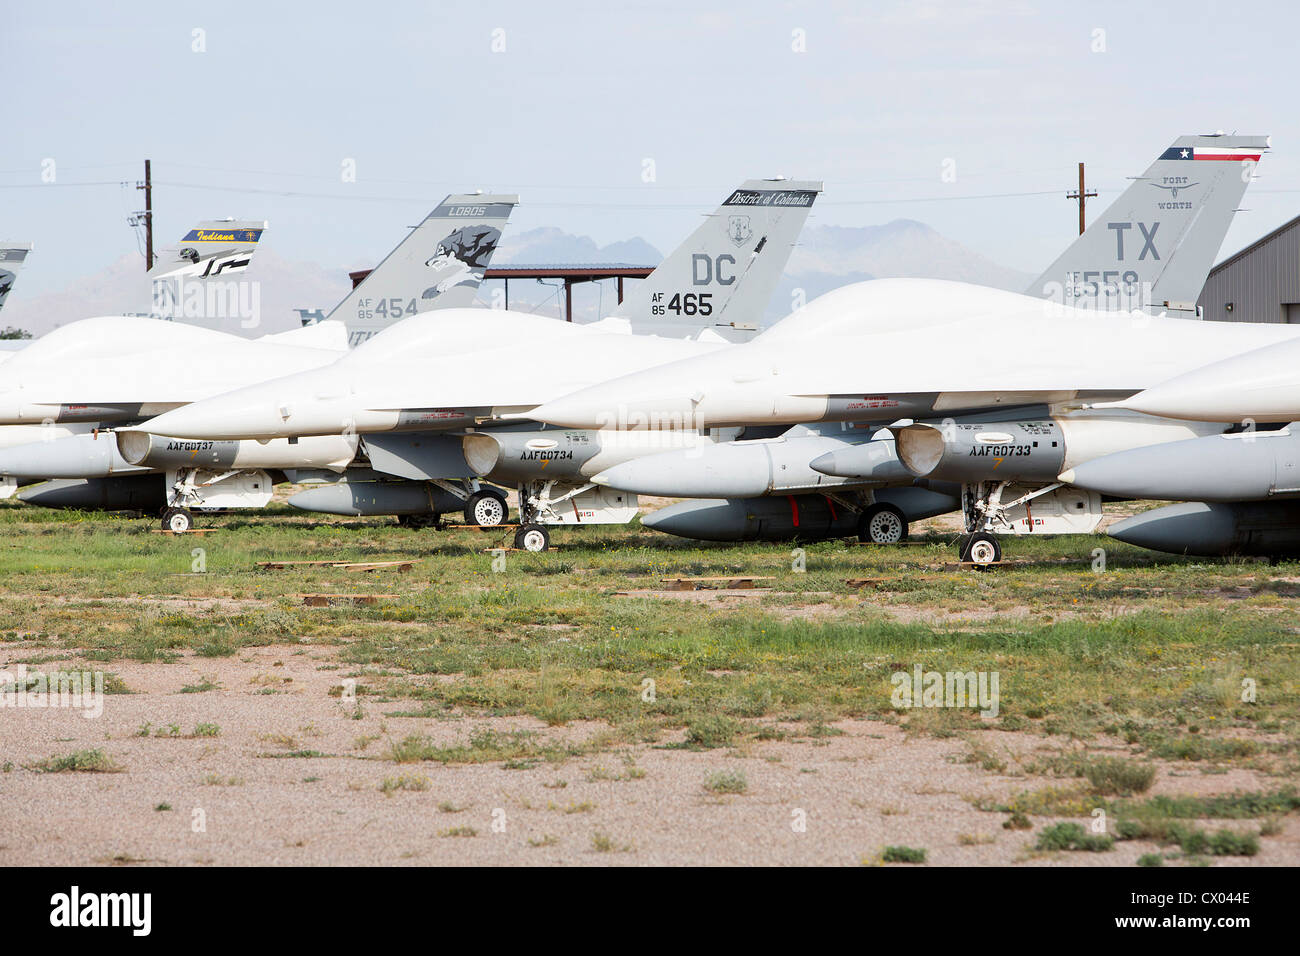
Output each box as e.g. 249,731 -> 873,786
330,195 -> 517,346
606,179 -> 821,340
149,219 -> 268,323
1030,134 -> 1268,315
0,242 -> 33,312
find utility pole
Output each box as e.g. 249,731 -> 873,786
137,159 -> 154,270
1066,162 -> 1096,236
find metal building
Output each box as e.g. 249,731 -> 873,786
347,263 -> 654,323
1198,213 -> 1300,323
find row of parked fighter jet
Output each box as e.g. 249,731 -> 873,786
1,132 -> 1295,564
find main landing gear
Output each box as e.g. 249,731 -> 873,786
857,503 -> 908,545
463,489 -> 509,527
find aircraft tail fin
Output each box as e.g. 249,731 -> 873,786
149,219 -> 266,282
149,219 -> 268,322
1029,134 -> 1268,316
0,242 -> 33,312
329,194 -> 517,346
606,179 -> 821,341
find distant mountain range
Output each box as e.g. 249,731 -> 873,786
2,219 -> 1033,336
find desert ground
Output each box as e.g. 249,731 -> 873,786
1,497 -> 1296,866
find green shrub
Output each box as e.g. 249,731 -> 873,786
1035,822 -> 1114,852
882,845 -> 926,864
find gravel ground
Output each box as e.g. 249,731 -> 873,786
2,644 -> 1294,866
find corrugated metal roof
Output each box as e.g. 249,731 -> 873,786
1209,213 -> 1300,276
493,263 -> 656,271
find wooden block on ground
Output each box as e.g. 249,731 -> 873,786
660,576 -> 773,591
258,559 -> 416,572
845,578 -> 891,590
334,561 -> 415,572
300,594 -> 385,607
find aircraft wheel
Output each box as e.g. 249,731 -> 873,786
858,504 -> 908,545
961,532 -> 1001,569
513,524 -> 550,553
161,507 -> 194,533
464,490 -> 508,527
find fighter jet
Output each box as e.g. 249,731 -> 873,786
530,136 -> 1286,561
125,180 -> 823,546
0,222 -> 271,497
5,197 -> 517,528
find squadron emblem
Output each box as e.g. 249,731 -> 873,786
727,215 -> 752,246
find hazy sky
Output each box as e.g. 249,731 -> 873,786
5,0 -> 1298,297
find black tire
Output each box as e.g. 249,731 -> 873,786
513,524 -> 550,553
161,507 -> 193,533
464,490 -> 508,527
857,504 -> 908,545
961,532 -> 1001,569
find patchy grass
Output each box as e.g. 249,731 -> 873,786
30,749 -> 122,773
591,831 -> 633,853
703,769 -> 749,795
0,504 -> 1296,797
1035,822 -> 1114,852
439,826 -> 477,838
881,845 -> 927,864
388,727 -> 588,766
180,677 -> 221,694
379,775 -> 430,795
1081,757 -> 1156,796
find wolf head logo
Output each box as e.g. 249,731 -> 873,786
423,225 -> 502,298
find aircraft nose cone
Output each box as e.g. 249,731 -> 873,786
595,460 -> 661,495
1058,452 -> 1149,499
809,450 -> 842,476
530,393 -> 613,430
139,398 -> 263,440
810,440 -> 910,480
